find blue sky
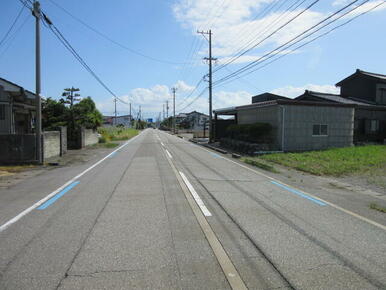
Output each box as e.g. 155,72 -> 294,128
0,0 -> 385,119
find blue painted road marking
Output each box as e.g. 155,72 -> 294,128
210,152 -> 221,158
37,181 -> 80,210
270,181 -> 326,206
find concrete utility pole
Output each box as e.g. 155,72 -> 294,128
114,97 -> 117,126
129,102 -> 132,127
171,87 -> 177,134
197,29 -> 216,142
162,104 -> 165,120
32,1 -> 42,164
166,100 -> 169,118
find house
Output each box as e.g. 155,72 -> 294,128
214,99 -> 354,151
0,77 -> 37,134
252,92 -> 289,103
175,113 -> 188,125
186,111 -> 209,130
336,69 -> 386,105
103,114 -> 132,127
177,111 -> 209,131
295,69 -> 386,143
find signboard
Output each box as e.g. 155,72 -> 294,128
147,118 -> 153,123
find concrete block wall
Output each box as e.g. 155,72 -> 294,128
282,105 -> 354,151
43,131 -> 61,160
84,129 -> 99,147
59,126 -> 67,155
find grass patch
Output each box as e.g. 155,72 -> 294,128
242,157 -> 279,173
0,165 -> 35,173
98,127 -> 139,141
259,145 -> 386,176
369,203 -> 386,213
98,127 -> 139,142
0,165 -> 35,177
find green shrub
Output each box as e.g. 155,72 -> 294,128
226,123 -> 272,143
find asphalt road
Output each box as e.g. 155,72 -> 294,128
0,129 -> 385,289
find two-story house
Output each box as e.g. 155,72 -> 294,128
296,69 -> 386,143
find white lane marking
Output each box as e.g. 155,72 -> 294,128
179,171 -> 212,217
165,149 -> 173,159
160,142 -> 165,147
0,132 -> 143,233
164,132 -> 386,232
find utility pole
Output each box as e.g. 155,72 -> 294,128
171,87 -> 177,134
32,1 -> 42,164
139,105 -> 141,121
162,104 -> 165,120
129,102 -> 132,127
114,97 -> 117,126
166,101 -> 169,118
197,29 -> 216,142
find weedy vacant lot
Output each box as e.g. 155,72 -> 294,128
98,127 -> 139,142
257,145 -> 386,176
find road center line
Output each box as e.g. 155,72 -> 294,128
179,171 -> 212,217
163,144 -> 247,289
165,149 -> 173,159
0,132 -> 142,233
37,181 -> 80,210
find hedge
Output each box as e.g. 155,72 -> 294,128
226,122 -> 272,143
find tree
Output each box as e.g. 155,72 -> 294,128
42,97 -> 69,130
62,87 -> 81,107
72,97 -> 103,129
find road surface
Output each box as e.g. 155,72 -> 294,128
0,129 -> 385,289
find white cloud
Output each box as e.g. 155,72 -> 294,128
270,84 -> 339,98
341,0 -> 386,17
173,0 -> 384,65
173,0 -> 327,61
97,80 -> 216,118
177,88 -> 253,114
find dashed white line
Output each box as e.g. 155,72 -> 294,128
165,149 -> 173,159
179,171 -> 212,217
160,142 -> 165,147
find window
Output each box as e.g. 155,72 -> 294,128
377,87 -> 386,105
370,120 -> 379,132
0,105 -> 5,120
312,124 -> 328,136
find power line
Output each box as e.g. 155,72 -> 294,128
177,87 -> 208,113
238,1 -> 386,79
0,4 -> 26,47
0,14 -> 30,59
214,0 -> 307,72
214,0 -> 362,86
214,0 -> 320,73
176,77 -> 205,107
45,0 -> 188,65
